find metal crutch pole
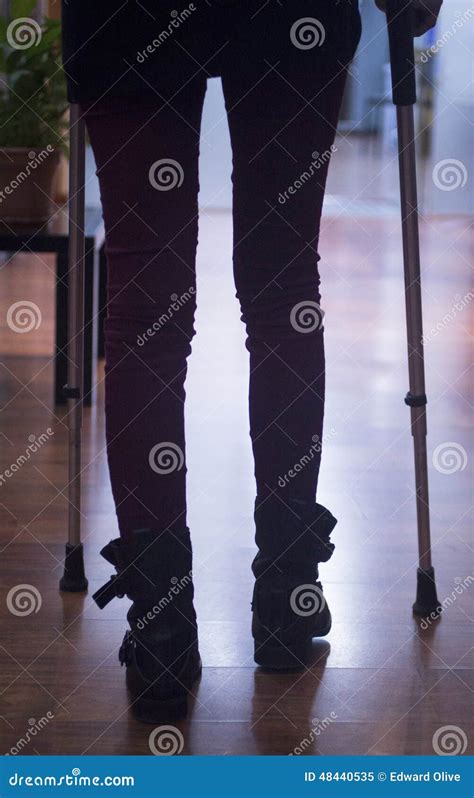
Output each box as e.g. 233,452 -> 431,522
59,104 -> 88,592
385,0 -> 441,615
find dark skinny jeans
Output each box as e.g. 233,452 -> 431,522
82,8 -> 360,539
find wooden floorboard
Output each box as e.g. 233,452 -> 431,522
0,209 -> 472,756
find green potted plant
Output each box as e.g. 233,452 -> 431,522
0,0 -> 67,224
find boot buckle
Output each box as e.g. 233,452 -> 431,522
92,574 -> 126,609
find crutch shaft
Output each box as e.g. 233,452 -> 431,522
60,105 -> 88,592
67,104 -> 85,546
396,106 -> 431,570
386,1 -> 440,614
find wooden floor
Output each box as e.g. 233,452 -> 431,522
0,198 -> 472,755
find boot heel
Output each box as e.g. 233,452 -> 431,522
124,639 -> 202,723
253,637 -> 312,670
130,691 -> 188,724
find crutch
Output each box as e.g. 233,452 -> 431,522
385,0 -> 440,615
59,104 -> 88,592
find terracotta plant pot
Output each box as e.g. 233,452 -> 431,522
0,146 -> 61,225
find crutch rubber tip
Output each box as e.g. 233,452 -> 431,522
60,542 -> 88,592
413,566 -> 442,617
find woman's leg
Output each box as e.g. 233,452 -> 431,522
83,84 -> 206,539
222,1 -> 361,667
84,84 -> 207,720
222,64 -> 349,505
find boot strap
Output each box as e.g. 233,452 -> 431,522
118,631 -> 135,667
92,574 -> 126,609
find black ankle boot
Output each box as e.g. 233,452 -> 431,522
251,498 -> 337,670
93,527 -> 201,723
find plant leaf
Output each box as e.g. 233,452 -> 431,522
10,0 -> 38,20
